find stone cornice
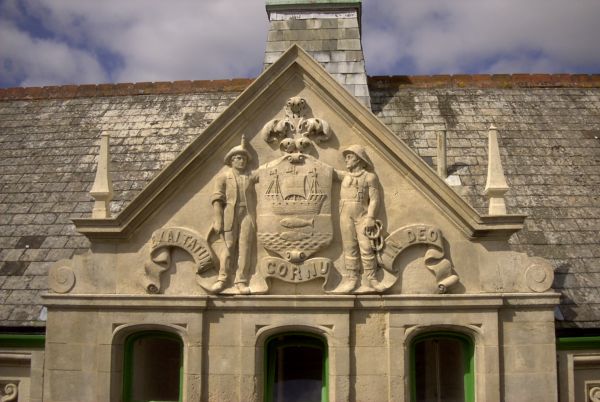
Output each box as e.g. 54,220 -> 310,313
368,74 -> 600,89
43,293 -> 559,309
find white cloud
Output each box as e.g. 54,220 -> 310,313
362,0 -> 600,74
1,0 -> 599,87
0,19 -> 108,86
2,0 -> 268,85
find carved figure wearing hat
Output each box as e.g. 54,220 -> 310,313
334,145 -> 385,293
209,136 -> 256,294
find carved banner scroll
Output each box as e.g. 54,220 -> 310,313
380,224 -> 459,293
141,227 -> 214,293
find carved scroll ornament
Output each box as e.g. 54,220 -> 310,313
524,257 -> 554,293
142,227 -> 214,293
590,386 -> 600,402
48,261 -> 76,294
379,224 -> 460,293
0,383 -> 18,402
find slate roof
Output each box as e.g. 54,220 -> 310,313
0,74 -> 599,329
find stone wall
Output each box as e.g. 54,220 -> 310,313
43,294 -> 557,402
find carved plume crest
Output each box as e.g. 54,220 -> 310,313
261,97 -> 331,153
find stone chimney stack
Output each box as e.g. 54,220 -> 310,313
264,0 -> 370,108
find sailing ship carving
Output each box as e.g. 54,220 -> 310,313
265,167 -> 326,215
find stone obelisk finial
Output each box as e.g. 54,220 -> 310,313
90,132 -> 113,218
484,124 -> 509,215
437,130 -> 447,179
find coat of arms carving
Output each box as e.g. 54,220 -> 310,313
257,155 -> 333,261
255,97 -> 334,288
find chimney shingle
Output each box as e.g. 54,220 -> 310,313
264,0 -> 371,108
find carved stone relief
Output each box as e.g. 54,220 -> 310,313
380,224 -> 459,293
254,96 -> 335,292
261,96 -> 331,152
588,383 -> 600,402
0,382 -> 18,402
330,145 -> 386,293
524,257 -> 554,293
204,136 -> 257,294
255,153 -> 334,291
48,263 -> 76,294
139,97 -> 462,295
142,227 -> 214,294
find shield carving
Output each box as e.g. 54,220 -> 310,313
256,153 -> 333,263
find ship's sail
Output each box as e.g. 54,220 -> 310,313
281,176 -> 306,200
265,168 -> 326,215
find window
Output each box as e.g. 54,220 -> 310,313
265,333 -> 328,402
410,332 -> 474,402
123,331 -> 183,402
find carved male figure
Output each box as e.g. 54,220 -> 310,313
335,145 -> 385,293
209,137 -> 255,294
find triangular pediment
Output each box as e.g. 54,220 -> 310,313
57,44 -> 548,297
74,45 -> 523,242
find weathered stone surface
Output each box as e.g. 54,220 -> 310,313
0,88 -> 243,325
0,77 -> 598,331
369,83 -> 600,329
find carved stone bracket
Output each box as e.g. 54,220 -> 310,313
142,227 -> 214,294
379,224 -> 460,293
588,383 -> 600,402
0,382 -> 18,402
260,97 -> 331,153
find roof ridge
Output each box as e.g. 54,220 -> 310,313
1,74 -> 599,101
0,78 -> 254,101
368,73 -> 600,89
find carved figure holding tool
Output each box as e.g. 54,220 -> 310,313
334,145 -> 385,293
209,136 -> 256,294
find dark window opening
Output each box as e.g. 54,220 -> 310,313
411,332 -> 474,402
123,331 -> 182,402
266,333 -> 328,402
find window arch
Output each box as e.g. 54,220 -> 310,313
410,331 -> 474,402
123,330 -> 183,402
265,332 -> 328,402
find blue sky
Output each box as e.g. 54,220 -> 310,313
1,0 -> 599,88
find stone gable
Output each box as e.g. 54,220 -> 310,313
0,74 -> 598,328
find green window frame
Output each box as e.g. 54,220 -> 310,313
265,332 -> 329,402
122,331 -> 183,402
557,336 -> 600,350
410,331 -> 475,402
0,334 -> 45,348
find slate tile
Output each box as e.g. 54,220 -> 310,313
15,235 -> 46,249
23,261 -> 51,276
0,261 -> 29,276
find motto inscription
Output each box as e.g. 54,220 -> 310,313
142,227 -> 213,294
